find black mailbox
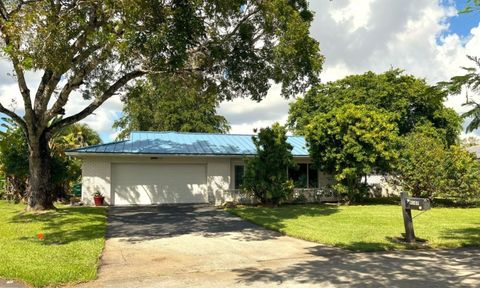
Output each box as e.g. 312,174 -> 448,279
406,197 -> 431,211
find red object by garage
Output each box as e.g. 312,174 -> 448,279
93,196 -> 104,206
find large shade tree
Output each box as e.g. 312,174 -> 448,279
0,0 -> 323,210
113,74 -> 230,139
289,70 -> 461,146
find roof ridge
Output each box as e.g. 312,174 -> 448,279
129,131 -> 304,137
130,130 -> 256,137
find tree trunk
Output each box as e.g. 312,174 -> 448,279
27,132 -> 55,211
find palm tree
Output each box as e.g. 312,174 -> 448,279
442,56 -> 480,132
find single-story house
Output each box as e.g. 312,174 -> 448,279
66,131 -> 335,206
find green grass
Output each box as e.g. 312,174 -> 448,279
228,204 -> 480,252
0,201 -> 107,287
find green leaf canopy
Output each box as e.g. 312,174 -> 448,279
289,70 -> 461,146
113,74 -> 230,139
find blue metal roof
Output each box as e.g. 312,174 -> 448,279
67,131 -> 310,157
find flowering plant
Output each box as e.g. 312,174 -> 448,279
92,191 -> 103,198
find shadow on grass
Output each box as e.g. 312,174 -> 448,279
440,224 -> 480,247
229,204 -> 339,233
231,205 -> 434,252
10,206 -> 107,245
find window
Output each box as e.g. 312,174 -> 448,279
234,165 -> 245,189
289,164 -> 308,188
288,163 -> 319,188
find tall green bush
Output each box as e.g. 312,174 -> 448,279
0,119 -> 30,200
443,146 -> 480,202
305,104 -> 399,202
395,128 -> 480,202
395,129 -> 447,199
243,123 -> 295,205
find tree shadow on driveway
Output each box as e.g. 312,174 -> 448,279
107,204 -> 340,243
233,246 -> 480,287
107,205 -> 281,242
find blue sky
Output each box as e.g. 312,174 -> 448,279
447,0 -> 479,37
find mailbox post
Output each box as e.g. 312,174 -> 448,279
400,192 -> 416,243
400,192 -> 431,243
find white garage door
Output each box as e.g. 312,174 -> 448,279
112,163 -> 208,205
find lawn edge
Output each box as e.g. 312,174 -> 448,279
60,206 -> 109,288
226,206 -> 480,253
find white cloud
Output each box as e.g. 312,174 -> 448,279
329,0 -> 375,32
220,0 -> 480,137
218,84 -> 292,128
62,91 -> 124,137
0,83 -> 24,116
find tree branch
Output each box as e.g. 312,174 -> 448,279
33,69 -> 54,110
0,0 -> 7,21
0,102 -> 26,130
226,8 -> 260,40
12,56 -> 35,116
1,22 -> 35,121
45,54 -> 107,122
33,11 -> 104,119
41,73 -> 62,110
189,7 -> 261,56
48,70 -> 145,132
69,6 -> 102,63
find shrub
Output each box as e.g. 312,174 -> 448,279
395,128 -> 480,201
304,104 -> 399,202
243,123 -> 295,206
443,145 -> 480,202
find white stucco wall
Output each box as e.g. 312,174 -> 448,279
207,159 -> 231,206
81,157 -> 111,205
80,155 -> 231,206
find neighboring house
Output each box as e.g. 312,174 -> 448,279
367,175 -> 401,197
467,146 -> 480,159
66,131 -> 335,206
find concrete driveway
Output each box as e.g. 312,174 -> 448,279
78,205 -> 480,288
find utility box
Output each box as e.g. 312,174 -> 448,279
405,197 -> 431,211
72,183 -> 82,197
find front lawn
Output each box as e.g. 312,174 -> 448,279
228,204 -> 480,252
0,201 -> 107,287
